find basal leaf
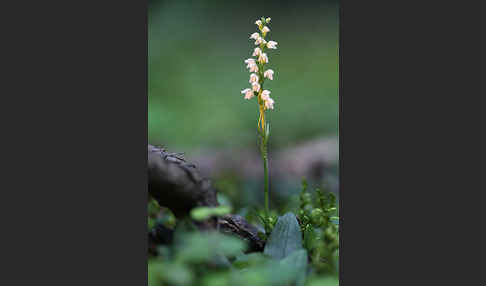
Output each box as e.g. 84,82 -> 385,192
263,212 -> 303,259
280,249 -> 308,286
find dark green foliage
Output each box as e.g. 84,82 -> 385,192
298,180 -> 339,274
148,180 -> 339,286
148,198 -> 161,231
149,220 -> 319,286
148,197 -> 176,232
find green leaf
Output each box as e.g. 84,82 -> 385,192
190,205 -> 232,221
307,276 -> 339,286
148,261 -> 193,286
162,263 -> 194,286
263,212 -> 303,259
280,249 -> 308,286
175,232 -> 246,263
202,273 -> 230,286
233,252 -> 268,268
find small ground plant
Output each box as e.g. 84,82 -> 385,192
148,179 -> 339,286
240,16 -> 278,233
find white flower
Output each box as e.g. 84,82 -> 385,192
255,20 -> 262,26
245,58 -> 258,72
252,82 -> 260,92
252,47 -> 262,57
264,69 -> 274,80
250,32 -> 259,40
249,64 -> 259,73
255,36 -> 267,46
258,53 -> 268,64
261,90 -> 271,101
241,88 -> 254,100
254,36 -> 263,45
266,17 -> 271,23
262,26 -> 270,34
249,73 -> 259,83
261,90 -> 274,109
266,41 -> 278,49
245,58 -> 255,68
264,97 -> 274,110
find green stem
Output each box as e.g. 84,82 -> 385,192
260,133 -> 269,221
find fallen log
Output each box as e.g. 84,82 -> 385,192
148,144 -> 264,251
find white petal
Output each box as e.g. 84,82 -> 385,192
261,90 -> 271,100
250,32 -> 259,39
252,82 -> 260,92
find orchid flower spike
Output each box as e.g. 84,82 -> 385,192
240,17 -> 278,126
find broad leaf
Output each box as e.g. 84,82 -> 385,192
263,212 -> 303,259
280,249 -> 308,286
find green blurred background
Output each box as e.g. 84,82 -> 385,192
149,0 -> 339,153
149,0 -> 339,213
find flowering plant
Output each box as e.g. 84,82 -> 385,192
241,17 -> 278,233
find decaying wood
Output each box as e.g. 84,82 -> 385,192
148,144 -> 264,251
148,144 -> 218,218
